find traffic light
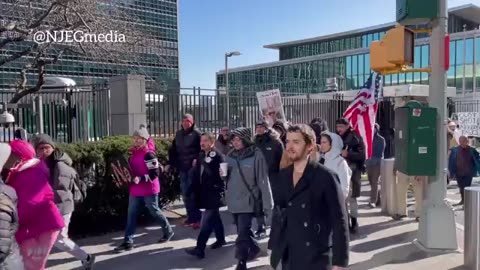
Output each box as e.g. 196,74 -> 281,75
370,25 -> 415,73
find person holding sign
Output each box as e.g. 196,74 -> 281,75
115,126 -> 174,252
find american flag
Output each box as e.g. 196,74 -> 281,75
342,72 -> 382,159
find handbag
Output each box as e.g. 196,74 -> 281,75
235,159 -> 263,217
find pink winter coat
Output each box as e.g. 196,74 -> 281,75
7,159 -> 64,244
128,139 -> 160,197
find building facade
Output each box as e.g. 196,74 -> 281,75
0,0 -> 179,90
216,4 -> 480,96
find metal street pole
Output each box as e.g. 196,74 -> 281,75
225,53 -> 230,128
417,0 -> 458,250
474,27 -> 478,98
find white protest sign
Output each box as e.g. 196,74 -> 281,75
256,89 -> 286,126
451,112 -> 480,137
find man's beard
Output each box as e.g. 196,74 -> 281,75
288,147 -> 310,163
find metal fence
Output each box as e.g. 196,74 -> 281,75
145,89 -> 351,137
1,85 -> 110,143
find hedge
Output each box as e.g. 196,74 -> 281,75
57,136 -> 181,237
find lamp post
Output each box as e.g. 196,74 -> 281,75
225,51 -> 241,128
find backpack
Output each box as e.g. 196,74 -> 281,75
72,174 -> 87,204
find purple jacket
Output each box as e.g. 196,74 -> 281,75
129,141 -> 161,197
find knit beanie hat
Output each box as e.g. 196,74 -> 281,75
133,125 -> 150,140
0,143 -> 11,171
31,133 -> 55,149
231,127 -> 253,145
255,119 -> 269,129
9,140 -> 35,161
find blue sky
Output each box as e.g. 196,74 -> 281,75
178,0 -> 480,89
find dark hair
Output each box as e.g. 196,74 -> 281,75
287,124 -> 316,146
336,118 -> 350,126
320,133 -> 332,145
201,132 -> 216,142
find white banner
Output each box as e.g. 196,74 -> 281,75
256,89 -> 286,126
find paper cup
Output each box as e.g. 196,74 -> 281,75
220,162 -> 228,177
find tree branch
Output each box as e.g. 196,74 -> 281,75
0,36 -> 26,49
27,1 -> 59,29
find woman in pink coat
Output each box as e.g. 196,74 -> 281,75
4,140 -> 64,270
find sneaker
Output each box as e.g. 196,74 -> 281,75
254,229 -> 266,239
210,240 -> 226,249
185,247 -> 205,259
158,231 -> 175,243
368,203 -> 376,209
114,242 -> 133,252
81,254 -> 96,270
183,220 -> 192,227
190,222 -> 201,230
235,260 -> 247,270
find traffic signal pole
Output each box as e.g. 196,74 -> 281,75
416,0 -> 458,250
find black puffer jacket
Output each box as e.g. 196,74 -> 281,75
340,129 -> 366,171
192,149 -> 225,210
168,125 -> 202,172
254,130 -> 284,180
0,183 -> 23,270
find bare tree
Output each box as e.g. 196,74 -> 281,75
0,0 -> 165,103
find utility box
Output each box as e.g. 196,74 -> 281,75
395,101 -> 437,176
396,0 -> 438,25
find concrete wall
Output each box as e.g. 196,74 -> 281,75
109,75 -> 146,136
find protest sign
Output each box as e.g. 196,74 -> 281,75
451,112 -> 480,137
109,152 -> 134,188
256,89 -> 286,125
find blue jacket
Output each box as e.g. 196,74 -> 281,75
448,146 -> 480,177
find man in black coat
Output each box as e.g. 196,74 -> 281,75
336,118 -> 366,234
269,124 -> 349,270
254,120 -> 283,238
167,114 -> 202,227
185,133 -> 226,259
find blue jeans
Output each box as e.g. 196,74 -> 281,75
233,213 -> 259,261
196,209 -> 225,251
179,170 -> 202,223
124,194 -> 173,243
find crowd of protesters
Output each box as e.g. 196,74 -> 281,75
1,112 -> 476,270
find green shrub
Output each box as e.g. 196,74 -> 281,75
57,136 -> 181,237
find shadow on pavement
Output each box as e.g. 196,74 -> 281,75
349,242 -> 445,270
350,231 -> 416,253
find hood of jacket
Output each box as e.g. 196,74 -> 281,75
50,150 -> 73,166
323,131 -> 344,160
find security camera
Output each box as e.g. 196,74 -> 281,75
0,111 -> 15,128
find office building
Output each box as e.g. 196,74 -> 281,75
217,4 -> 480,96
0,0 -> 179,90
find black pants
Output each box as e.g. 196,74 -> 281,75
350,169 -> 362,198
457,175 -> 474,202
196,209 -> 225,251
233,213 -> 259,261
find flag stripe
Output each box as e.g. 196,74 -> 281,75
342,73 -> 381,159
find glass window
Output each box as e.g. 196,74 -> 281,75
358,54 -> 364,75
374,32 -> 380,41
352,55 -> 358,75
362,35 -> 367,48
421,45 -> 429,67
466,38 -> 474,64
456,40 -> 464,65
364,54 -> 370,73
476,37 -> 480,62
367,34 -> 372,46
450,41 -> 456,66
414,46 -> 421,68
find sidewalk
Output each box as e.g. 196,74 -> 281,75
47,190 -> 467,270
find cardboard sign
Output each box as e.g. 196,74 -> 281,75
109,152 -> 134,188
256,89 -> 286,126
